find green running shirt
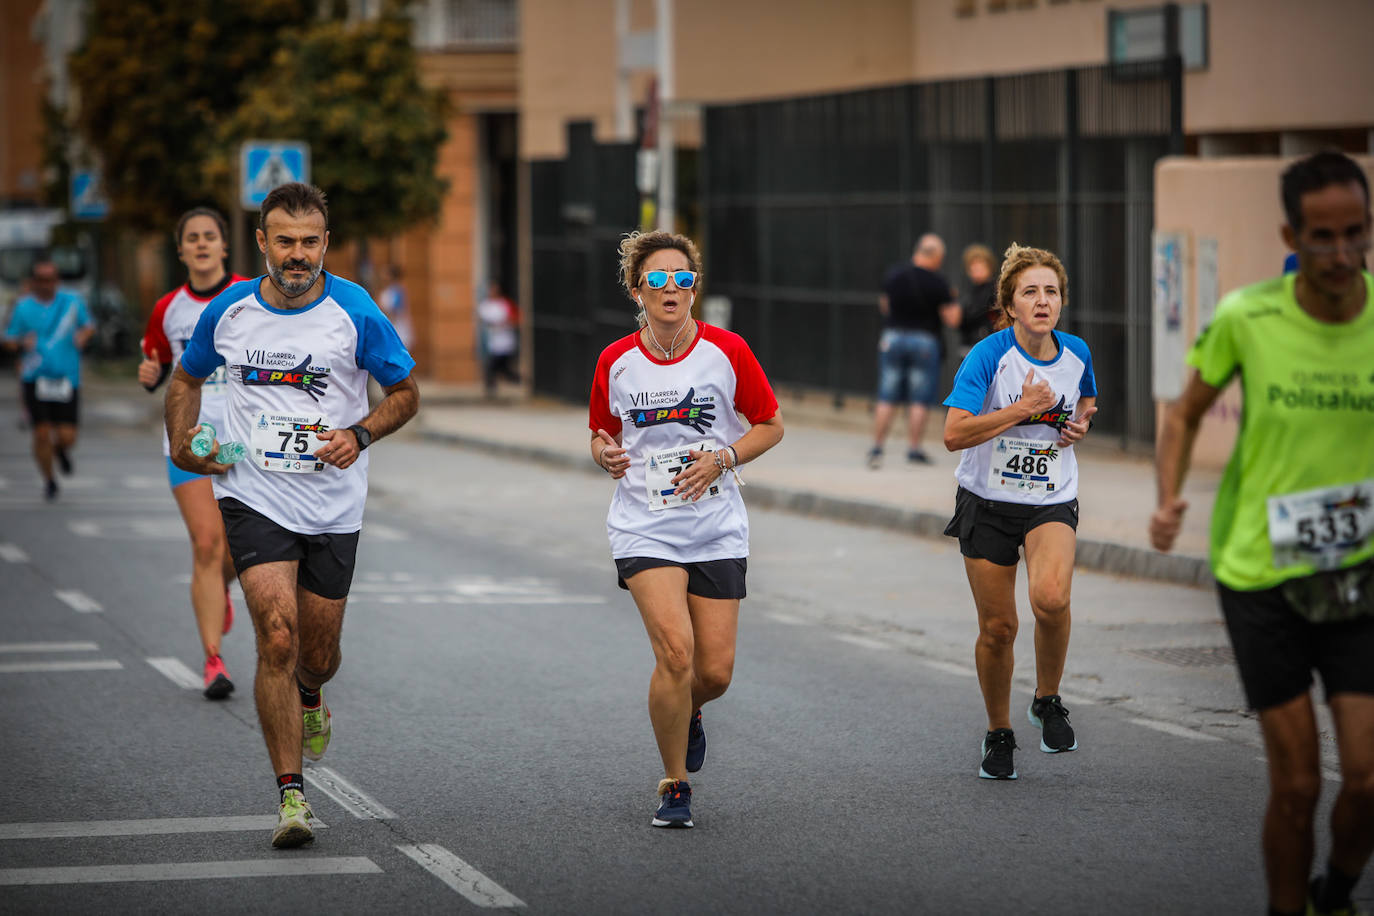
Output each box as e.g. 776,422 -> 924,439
1188,271 -> 1374,590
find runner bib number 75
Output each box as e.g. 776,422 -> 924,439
250,412 -> 330,473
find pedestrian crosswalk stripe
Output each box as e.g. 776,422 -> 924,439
0,815 -> 326,840
0,542 -> 29,562
0,642 -> 98,653
1128,717 -> 1221,742
0,660 -> 122,674
54,590 -> 102,613
833,633 -> 891,651
146,657 -> 202,690
397,844 -> 526,909
304,766 -> 397,820
0,857 -> 379,885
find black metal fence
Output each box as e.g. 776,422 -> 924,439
531,59 -> 1181,446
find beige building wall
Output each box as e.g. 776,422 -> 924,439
913,0 -> 1374,135
1153,155 -> 1374,469
520,0 -> 914,158
522,0 -> 1374,161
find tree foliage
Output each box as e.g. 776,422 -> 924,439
66,0 -> 448,240
205,2 -> 449,241
67,0 -> 316,231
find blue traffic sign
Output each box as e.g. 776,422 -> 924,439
240,141 -> 311,209
70,170 -> 109,221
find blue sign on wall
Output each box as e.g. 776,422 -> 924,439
240,141 -> 311,209
70,170 -> 109,221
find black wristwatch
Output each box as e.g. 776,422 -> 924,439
347,424 -> 373,450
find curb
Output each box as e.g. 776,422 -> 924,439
419,428 -> 1214,589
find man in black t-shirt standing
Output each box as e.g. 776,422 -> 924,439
868,233 -> 960,467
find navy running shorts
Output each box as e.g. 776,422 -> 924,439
943,486 -> 1079,567
218,497 -> 359,600
615,557 -> 747,600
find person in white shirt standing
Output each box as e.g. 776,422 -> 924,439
165,183 -> 419,849
588,230 -> 784,828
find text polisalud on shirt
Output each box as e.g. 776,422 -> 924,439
179,273 -> 414,535
589,323 -> 778,563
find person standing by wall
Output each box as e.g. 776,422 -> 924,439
477,281 -> 521,397
868,233 -> 961,468
1151,151 -> 1374,916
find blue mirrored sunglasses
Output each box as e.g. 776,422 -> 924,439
643,270 -> 697,290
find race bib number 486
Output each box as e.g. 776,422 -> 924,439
1267,480 -> 1374,571
251,413 -> 330,473
986,435 -> 1061,495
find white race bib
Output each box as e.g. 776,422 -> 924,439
645,441 -> 721,511
986,435 -> 1062,495
250,412 -> 331,474
1267,479 -> 1374,571
34,376 -> 74,403
202,365 -> 228,397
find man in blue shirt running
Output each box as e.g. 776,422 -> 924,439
2,258 -> 95,501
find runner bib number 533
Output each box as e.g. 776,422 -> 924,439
1267,479 -> 1374,571
251,412 -> 330,473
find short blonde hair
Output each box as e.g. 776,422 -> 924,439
962,243 -> 995,273
617,230 -> 704,327
992,242 -> 1068,330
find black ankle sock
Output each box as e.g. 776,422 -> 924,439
277,773 -> 303,801
1315,860 -> 1361,910
297,680 -> 320,708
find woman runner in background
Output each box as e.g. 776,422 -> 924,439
138,207 -> 247,699
941,243 -> 1098,781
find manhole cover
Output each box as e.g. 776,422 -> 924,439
1128,646 -> 1235,668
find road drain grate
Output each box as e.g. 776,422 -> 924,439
1128,646 -> 1236,668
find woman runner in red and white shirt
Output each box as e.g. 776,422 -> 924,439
589,230 -> 784,829
138,207 -> 247,701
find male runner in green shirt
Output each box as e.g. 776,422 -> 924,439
1152,151 -> 1374,916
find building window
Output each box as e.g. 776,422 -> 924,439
444,0 -> 518,46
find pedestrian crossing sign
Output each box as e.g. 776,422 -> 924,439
240,141 -> 311,209
70,169 -> 109,221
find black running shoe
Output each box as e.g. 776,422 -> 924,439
686,707 -> 706,773
55,447 -> 72,476
1028,694 -> 1078,752
979,728 -> 1018,780
652,779 -> 693,828
43,479 -> 58,502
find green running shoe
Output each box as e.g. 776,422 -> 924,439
302,694 -> 331,762
271,789 -> 315,848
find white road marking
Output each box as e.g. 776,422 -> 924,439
1057,692 -> 1097,706
0,857 -> 379,886
147,657 -> 202,690
0,542 -> 29,563
0,642 -> 98,653
1129,717 -> 1222,742
347,577 -> 603,605
0,815 -> 327,840
363,523 -> 408,541
766,612 -> 811,625
68,521 -> 102,538
397,844 -> 526,909
68,517 -> 183,540
919,659 -> 978,678
833,633 -> 891,651
121,475 -> 164,489
304,766 -> 397,820
0,660 -> 123,674
54,590 -> 102,613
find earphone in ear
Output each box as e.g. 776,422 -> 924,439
690,293 -> 695,305
636,295 -> 643,305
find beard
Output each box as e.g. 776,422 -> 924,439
267,256 -> 324,298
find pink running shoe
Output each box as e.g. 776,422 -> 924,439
203,654 -> 234,700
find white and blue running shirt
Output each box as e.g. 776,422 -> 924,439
943,327 -> 1097,505
179,273 -> 415,534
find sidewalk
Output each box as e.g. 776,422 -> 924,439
415,383 -> 1217,588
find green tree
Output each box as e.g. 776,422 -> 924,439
66,0 -> 317,230
206,1 -> 449,241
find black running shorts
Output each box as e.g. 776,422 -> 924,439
943,486 -> 1078,567
1218,572 -> 1374,711
615,557 -> 747,600
22,381 -> 80,426
218,497 -> 360,600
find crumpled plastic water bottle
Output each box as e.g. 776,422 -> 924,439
190,423 -> 216,457
214,441 -> 247,465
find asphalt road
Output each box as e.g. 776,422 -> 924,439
0,384 -> 1363,914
